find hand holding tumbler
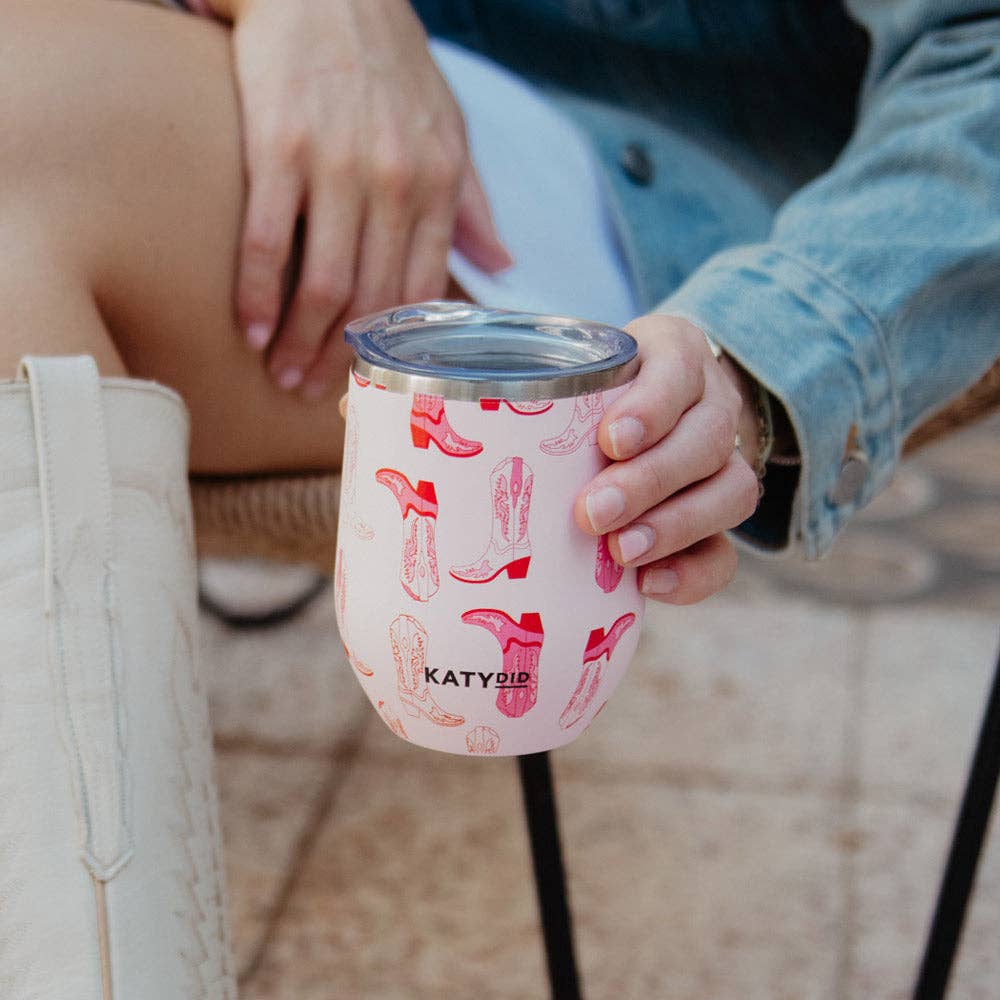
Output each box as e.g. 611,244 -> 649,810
336,302 -> 646,756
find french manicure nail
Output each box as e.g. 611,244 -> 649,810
484,245 -> 515,274
246,322 -> 271,351
495,246 -> 515,271
585,486 -> 626,532
278,367 -> 303,391
617,524 -> 655,564
641,567 -> 679,596
608,416 -> 645,458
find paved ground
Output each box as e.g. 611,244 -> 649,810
202,414 -> 1000,1000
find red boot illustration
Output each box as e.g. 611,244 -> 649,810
539,391 -> 604,455
410,393 -> 483,457
461,609 -> 544,719
344,402 -> 375,539
389,613 -> 465,726
376,468 -> 440,602
595,533 -> 624,593
335,549 -> 374,676
480,398 -> 554,415
450,456 -> 533,584
559,612 -> 636,730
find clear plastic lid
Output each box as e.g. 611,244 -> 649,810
345,302 -> 638,401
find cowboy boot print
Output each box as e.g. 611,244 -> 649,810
451,456 -> 533,584
479,398 -> 554,415
595,533 -> 624,593
389,614 -> 464,726
377,700 -> 408,740
539,392 -> 604,455
410,394 -> 483,457
465,724 -> 501,754
559,612 -> 636,730
376,468 -> 440,602
344,401 -> 375,540
335,549 -> 374,676
461,609 -> 544,718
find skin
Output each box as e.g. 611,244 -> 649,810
218,0 -> 513,398
0,0 -> 761,606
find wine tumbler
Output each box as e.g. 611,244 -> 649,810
336,302 -> 646,756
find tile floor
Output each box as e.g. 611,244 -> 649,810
203,414 -> 1000,1000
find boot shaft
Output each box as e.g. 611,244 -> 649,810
488,455 -> 533,550
0,357 -> 235,1000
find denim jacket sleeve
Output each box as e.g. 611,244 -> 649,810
658,1 -> 1000,559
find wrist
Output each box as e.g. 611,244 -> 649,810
718,354 -> 773,481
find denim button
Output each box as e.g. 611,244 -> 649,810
827,450 -> 868,506
620,142 -> 654,186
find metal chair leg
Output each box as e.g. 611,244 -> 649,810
518,751 -> 583,1000
913,640 -> 1000,999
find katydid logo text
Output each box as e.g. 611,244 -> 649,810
424,668 -> 529,689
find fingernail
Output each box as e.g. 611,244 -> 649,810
302,381 -> 326,401
585,486 -> 626,532
641,567 -> 679,596
278,367 -> 303,391
246,322 -> 271,351
494,246 -> 515,271
608,416 -> 645,459
482,245 -> 515,274
617,524 -> 655,564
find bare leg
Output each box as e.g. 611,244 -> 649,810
0,0 -> 468,475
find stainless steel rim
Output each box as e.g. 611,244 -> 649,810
352,354 -> 640,401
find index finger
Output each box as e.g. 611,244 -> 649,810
598,316 -> 711,461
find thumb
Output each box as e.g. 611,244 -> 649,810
452,162 -> 514,274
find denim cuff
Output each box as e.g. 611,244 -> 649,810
657,244 -> 900,559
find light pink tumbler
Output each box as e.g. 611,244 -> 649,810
336,302 -> 645,756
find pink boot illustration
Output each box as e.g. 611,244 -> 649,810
559,612 -> 636,730
461,609 -> 544,719
450,456 -> 533,584
410,394 -> 483,457
480,398 -> 554,415
335,549 -> 374,676
595,533 -> 624,593
389,614 -> 465,727
539,392 -> 604,455
344,402 -> 375,539
376,468 -> 440,602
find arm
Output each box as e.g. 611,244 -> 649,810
660,0 -> 1000,558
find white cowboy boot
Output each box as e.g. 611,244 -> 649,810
388,613 -> 464,727
0,356 -> 236,1000
450,455 -> 534,584
539,391 -> 605,455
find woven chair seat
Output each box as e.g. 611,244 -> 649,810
190,358 -> 1000,572
191,472 -> 341,572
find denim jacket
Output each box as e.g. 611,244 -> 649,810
414,1 -> 1000,558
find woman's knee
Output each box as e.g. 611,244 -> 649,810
0,0 -> 244,311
